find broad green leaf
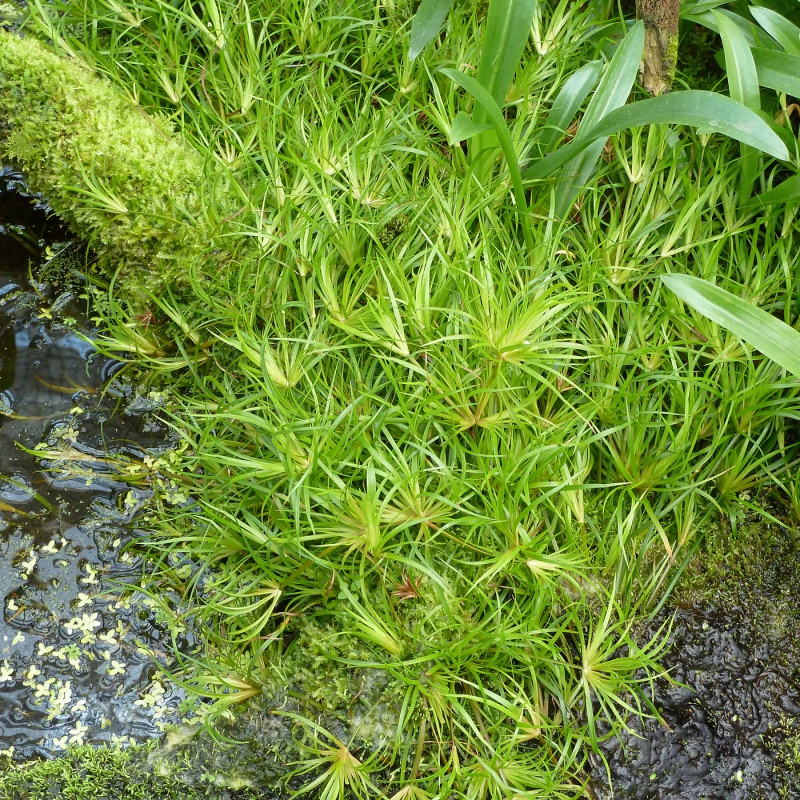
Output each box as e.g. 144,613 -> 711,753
449,111 -> 492,144
748,173 -> 800,206
715,11 -> 760,201
523,91 -> 790,181
752,48 -> 800,96
472,0 -> 538,157
534,60 -> 603,154
476,0 -> 538,105
443,68 -> 533,250
409,0 -> 454,61
750,6 -> 800,56
553,21 -> 645,218
715,12 -> 760,110
681,8 -> 776,48
662,274 -> 800,379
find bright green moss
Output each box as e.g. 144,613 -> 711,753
0,31 -> 234,300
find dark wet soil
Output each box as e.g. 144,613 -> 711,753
0,166 -> 192,760
591,510 -> 800,799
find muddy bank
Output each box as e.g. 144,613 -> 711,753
591,507 -> 800,799
0,166 -> 191,760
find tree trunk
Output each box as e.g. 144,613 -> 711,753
636,0 -> 680,96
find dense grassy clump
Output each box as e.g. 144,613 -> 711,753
2,0 -> 800,795
0,30 -> 234,299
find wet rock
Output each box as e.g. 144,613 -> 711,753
592,508 -> 800,799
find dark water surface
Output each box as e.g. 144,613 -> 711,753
0,167 -> 191,760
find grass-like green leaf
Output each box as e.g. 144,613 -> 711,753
749,6 -> 800,57
475,0 -> 538,106
524,91 -> 790,181
662,273 -> 800,379
443,67 -> 533,249
749,173 -> 800,206
553,21 -> 644,217
409,0 -> 454,61
715,11 -> 760,110
752,47 -> 800,97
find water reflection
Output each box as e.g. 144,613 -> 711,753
0,166 -> 192,761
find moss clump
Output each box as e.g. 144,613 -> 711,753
0,31 -> 234,300
0,744 -> 267,800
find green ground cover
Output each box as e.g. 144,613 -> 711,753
1,0 -> 800,795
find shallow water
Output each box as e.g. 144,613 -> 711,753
0,166 -> 191,760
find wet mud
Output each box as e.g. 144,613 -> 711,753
0,166 -> 192,760
592,511 -> 800,799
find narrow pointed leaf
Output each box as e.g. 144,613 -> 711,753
449,111 -> 492,144
752,48 -> 800,96
523,91 -> 789,181
443,68 -> 532,249
554,21 -> 645,217
409,0 -> 454,61
535,60 -> 603,154
748,173 -> 800,206
662,273 -> 800,379
750,6 -> 800,56
476,0 -> 538,107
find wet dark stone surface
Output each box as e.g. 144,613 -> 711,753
591,513 -> 800,799
0,166 -> 192,760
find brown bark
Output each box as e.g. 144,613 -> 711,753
636,0 -> 680,96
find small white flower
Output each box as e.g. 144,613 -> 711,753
37,643 -> 54,657
11,631 -> 24,646
76,593 -> 93,608
72,698 -> 87,713
0,745 -> 14,758
41,540 -> 59,555
23,664 -> 41,681
53,735 -> 69,750
6,598 -> 18,612
98,631 -> 118,646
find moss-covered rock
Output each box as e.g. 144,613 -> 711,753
0,30 -> 234,300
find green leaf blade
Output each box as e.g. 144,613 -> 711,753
553,21 -> 644,218
662,273 -> 800,379
752,47 -> 800,97
750,6 -> 800,57
523,91 -> 789,182
409,0 -> 454,61
534,60 -> 603,154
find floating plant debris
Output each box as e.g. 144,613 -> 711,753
0,166 -> 195,761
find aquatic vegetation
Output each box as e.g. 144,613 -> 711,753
1,0 -> 799,795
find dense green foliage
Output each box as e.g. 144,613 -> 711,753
1,0 -> 799,795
